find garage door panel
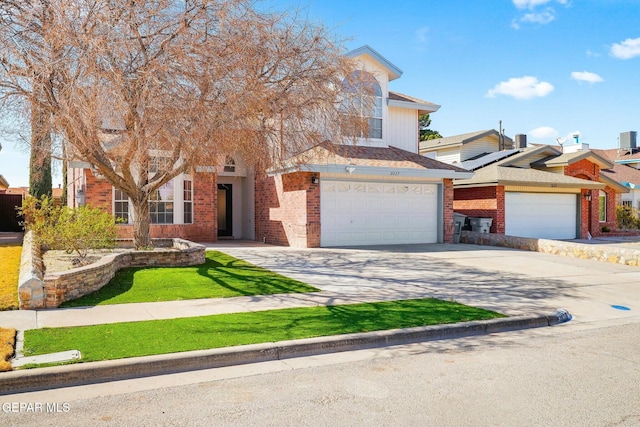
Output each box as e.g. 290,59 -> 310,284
505,192 -> 577,239
321,180 -> 439,247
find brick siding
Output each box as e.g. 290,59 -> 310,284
86,170 -> 218,242
565,159 -> 617,236
442,179 -> 454,243
453,186 -> 504,233
255,172 -> 319,248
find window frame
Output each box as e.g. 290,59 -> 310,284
183,179 -> 193,224
113,188 -> 130,224
149,181 -> 175,225
599,190 -> 607,222
341,70 -> 383,140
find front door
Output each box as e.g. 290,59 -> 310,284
217,184 -> 233,237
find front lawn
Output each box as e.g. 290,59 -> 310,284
61,250 -> 319,306
24,298 -> 505,363
0,244 -> 22,310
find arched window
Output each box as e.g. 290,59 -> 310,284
341,71 -> 383,139
223,156 -> 236,173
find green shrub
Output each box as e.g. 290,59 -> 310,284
616,205 -> 640,230
20,196 -> 119,258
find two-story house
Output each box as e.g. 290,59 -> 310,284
68,46 -> 472,247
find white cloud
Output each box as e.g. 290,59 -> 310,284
529,126 -> 558,138
512,0 -> 568,28
610,37 -> 640,60
571,71 -> 603,84
521,10 -> 555,25
415,27 -> 429,44
585,49 -> 600,58
486,76 -> 554,100
513,0 -> 567,10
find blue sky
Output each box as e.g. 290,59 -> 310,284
2,0 -> 640,187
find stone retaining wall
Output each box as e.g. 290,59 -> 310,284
18,233 -> 206,310
460,231 -> 640,267
17,231 -> 46,310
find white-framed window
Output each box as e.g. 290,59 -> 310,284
341,70 -> 383,139
113,188 -> 130,223
599,190 -> 607,222
183,180 -> 193,224
113,176 -> 194,225
623,200 -> 632,207
149,182 -> 174,224
223,157 -> 236,173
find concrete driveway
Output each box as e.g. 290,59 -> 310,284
210,242 -> 640,326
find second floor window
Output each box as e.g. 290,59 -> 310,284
341,70 -> 383,139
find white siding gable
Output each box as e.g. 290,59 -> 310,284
388,106 -> 418,153
459,137 -> 499,162
436,147 -> 462,164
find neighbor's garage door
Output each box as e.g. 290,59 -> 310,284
320,180 -> 439,247
505,192 -> 578,239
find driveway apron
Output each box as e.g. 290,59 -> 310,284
208,242 -> 640,324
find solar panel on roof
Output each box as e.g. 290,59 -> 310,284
459,149 -> 520,171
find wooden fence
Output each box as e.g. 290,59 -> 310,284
0,194 -> 24,232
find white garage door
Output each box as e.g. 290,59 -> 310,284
321,180 -> 439,247
505,192 -> 578,239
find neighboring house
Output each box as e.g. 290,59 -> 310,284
594,132 -> 640,211
420,133 -> 627,240
0,175 -> 8,194
68,45 -> 472,247
5,186 -> 63,205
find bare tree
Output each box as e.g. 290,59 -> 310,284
0,1 -> 59,198
0,0 -> 363,248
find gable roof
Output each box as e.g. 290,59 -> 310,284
388,92 -> 440,114
346,45 -> 403,81
534,150 -> 613,169
269,142 -> 473,180
0,174 -> 9,189
593,149 -> 640,189
419,129 -> 514,152
497,145 -> 561,168
597,147 -> 640,165
455,163 -> 605,190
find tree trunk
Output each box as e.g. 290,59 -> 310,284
132,198 -> 152,249
29,98 -> 52,199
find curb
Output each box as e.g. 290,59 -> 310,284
0,310 -> 571,395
